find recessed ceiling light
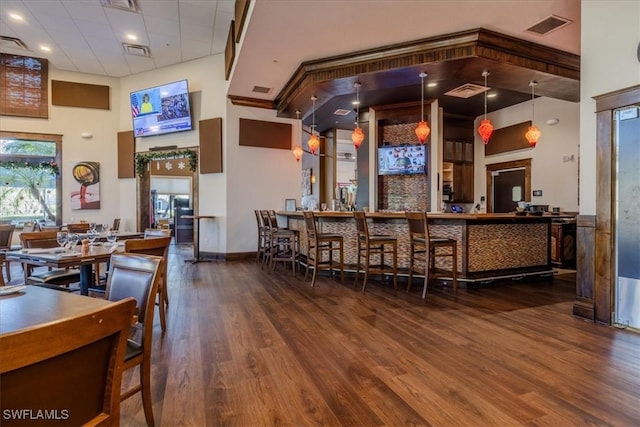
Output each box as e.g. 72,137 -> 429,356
9,13 -> 24,21
39,45 -> 51,52
126,34 -> 137,41
487,93 -> 497,98
352,100 -> 360,106
427,82 -> 437,88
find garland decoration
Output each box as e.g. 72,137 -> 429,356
134,148 -> 198,176
0,160 -> 59,175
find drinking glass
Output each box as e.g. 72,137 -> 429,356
67,233 -> 79,252
106,230 -> 118,246
87,229 -> 98,245
102,223 -> 110,233
56,231 -> 68,250
89,222 -> 97,232
321,203 -> 328,211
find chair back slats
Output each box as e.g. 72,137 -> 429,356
303,211 -> 318,240
66,223 -> 90,233
405,212 -> 427,240
19,231 -> 60,249
0,297 -> 136,426
353,211 -> 369,240
112,218 -> 121,232
0,224 -> 16,250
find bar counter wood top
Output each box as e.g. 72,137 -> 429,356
279,210 -> 574,283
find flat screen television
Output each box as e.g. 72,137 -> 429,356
130,79 -> 192,137
378,144 -> 426,175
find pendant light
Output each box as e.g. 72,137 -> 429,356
292,110 -> 303,162
308,96 -> 320,155
415,72 -> 430,144
351,82 -> 364,149
525,81 -> 541,147
477,70 -> 494,144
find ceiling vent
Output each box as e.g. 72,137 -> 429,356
252,86 -> 271,94
526,15 -> 572,35
122,43 -> 150,57
0,36 -> 29,50
100,0 -> 139,13
333,109 -> 352,116
444,83 -> 487,99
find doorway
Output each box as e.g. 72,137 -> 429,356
486,159 -> 531,213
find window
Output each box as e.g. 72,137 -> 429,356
0,53 -> 49,118
0,131 -> 62,226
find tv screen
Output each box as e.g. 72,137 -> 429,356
378,144 -> 426,175
130,79 -> 192,137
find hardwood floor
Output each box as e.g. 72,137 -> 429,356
10,246 -> 637,426
114,246 -> 640,426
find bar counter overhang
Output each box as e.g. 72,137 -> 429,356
279,211 -> 570,283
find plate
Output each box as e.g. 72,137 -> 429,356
0,285 -> 27,296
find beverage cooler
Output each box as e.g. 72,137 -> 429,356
174,207 -> 194,244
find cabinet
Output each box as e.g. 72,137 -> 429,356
443,140 -> 474,203
551,220 -> 576,269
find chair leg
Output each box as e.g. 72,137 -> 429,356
5,261 -> 11,282
158,280 -> 167,332
140,359 -> 155,427
362,248 -> 370,292
310,246 -> 318,287
451,244 -> 458,293
392,242 -> 398,290
338,241 -> 344,284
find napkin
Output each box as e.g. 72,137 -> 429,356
22,247 -> 65,254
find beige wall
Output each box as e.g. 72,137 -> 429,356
579,0 -> 640,215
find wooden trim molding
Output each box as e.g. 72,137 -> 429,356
574,215 -> 596,320
234,0 -> 250,43
227,95 -> 275,110
225,21 -> 235,81
485,158 -> 532,213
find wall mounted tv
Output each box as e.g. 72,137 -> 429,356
130,79 -> 192,137
378,144 -> 426,175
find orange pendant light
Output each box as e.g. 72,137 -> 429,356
308,96 -> 320,155
308,134 -> 320,154
352,82 -> 364,149
415,72 -> 430,144
477,71 -> 494,144
526,81 -> 541,147
292,110 -> 303,161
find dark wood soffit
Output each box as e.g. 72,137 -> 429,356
234,0 -> 250,43
228,95 -> 275,110
593,85 -> 640,112
274,28 -> 580,115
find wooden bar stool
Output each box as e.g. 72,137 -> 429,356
263,210 -> 297,275
353,211 -> 398,292
406,212 -> 458,298
302,211 -> 344,287
254,210 -> 269,265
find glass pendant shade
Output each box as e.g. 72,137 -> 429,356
352,126 -> 364,149
308,134 -> 320,154
292,145 -> 303,162
478,119 -> 494,144
415,121 -> 430,144
525,125 -> 541,147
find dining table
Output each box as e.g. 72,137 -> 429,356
6,243 -> 124,296
0,284 -> 117,335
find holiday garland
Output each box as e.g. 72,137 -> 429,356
0,160 -> 59,175
134,149 -> 198,176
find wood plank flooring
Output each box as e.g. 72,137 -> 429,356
112,247 -> 638,426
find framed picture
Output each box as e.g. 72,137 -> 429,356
70,161 -> 101,210
285,199 -> 296,212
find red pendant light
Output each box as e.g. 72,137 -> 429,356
415,72 -> 430,144
525,81 -> 541,147
352,82 -> 364,149
292,145 -> 303,162
477,71 -> 494,144
308,96 -> 320,155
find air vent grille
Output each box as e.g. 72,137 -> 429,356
444,83 -> 487,99
333,109 -> 352,116
252,86 -> 271,94
100,0 -> 139,13
526,15 -> 572,35
122,43 -> 150,57
0,36 -> 29,50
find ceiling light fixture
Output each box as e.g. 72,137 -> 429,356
477,70 -> 494,144
352,82 -> 364,149
308,96 -> 320,155
525,81 -> 541,147
415,72 -> 430,144
292,111 -> 303,162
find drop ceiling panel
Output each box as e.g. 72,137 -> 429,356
180,39 -> 212,61
62,1 -> 106,22
146,16 -> 180,38
179,2 -> 216,28
138,0 -> 178,20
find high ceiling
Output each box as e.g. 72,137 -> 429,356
0,0 -> 581,131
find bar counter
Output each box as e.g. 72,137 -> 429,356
279,211 -> 572,283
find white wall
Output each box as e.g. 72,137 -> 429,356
225,102 -> 300,253
0,70 -> 122,227
580,0 -> 640,215
118,55 -> 228,252
474,97 -> 580,212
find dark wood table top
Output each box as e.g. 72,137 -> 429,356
0,285 -> 114,335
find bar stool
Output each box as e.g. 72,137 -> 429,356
405,211 -> 458,298
302,211 -> 344,287
353,211 -> 398,292
263,210 -> 298,275
254,210 -> 269,264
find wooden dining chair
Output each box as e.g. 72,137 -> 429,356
18,231 -> 81,289
124,237 -> 171,332
143,228 -> 172,238
105,253 -> 163,427
0,296 -> 136,426
0,224 -> 16,283
66,222 -> 90,233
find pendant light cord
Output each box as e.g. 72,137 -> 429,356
483,72 -> 488,120
420,73 -> 425,122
